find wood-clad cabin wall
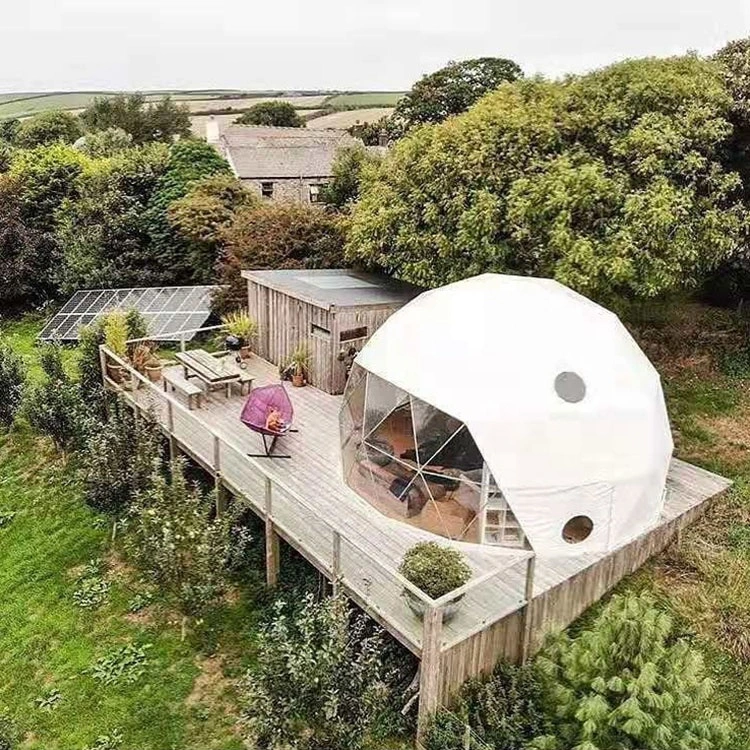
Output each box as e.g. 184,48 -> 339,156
248,278 -> 407,394
330,306 -> 399,394
436,501 -> 709,706
247,280 -> 334,391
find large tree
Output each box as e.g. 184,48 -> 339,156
4,144 -> 88,301
0,175 -> 43,306
395,57 -> 523,128
322,143 -> 383,209
167,173 -> 256,282
348,56 -> 747,301
80,93 -> 191,144
143,139 -> 232,283
234,101 -> 305,128
56,144 -> 170,292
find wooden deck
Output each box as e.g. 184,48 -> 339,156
112,352 -> 731,665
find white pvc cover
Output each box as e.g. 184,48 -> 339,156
354,274 -> 673,555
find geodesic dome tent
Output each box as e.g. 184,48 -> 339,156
338,274 -> 673,556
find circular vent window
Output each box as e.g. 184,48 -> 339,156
562,515 -> 594,544
555,371 -> 586,403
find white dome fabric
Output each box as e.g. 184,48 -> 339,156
354,274 -> 673,555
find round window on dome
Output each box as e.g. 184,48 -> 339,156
554,371 -> 586,403
562,515 -> 594,544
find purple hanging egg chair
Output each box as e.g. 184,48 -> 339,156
240,384 -> 296,458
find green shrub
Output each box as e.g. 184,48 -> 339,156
424,662 -> 549,750
0,339 -> 26,429
103,311 -> 128,359
25,345 -> 95,453
0,712 -> 18,750
78,320 -> 106,403
530,592 -> 733,750
80,406 -> 161,515
125,459 -> 239,635
125,308 -> 149,342
243,593 -> 389,750
399,542 -> 471,599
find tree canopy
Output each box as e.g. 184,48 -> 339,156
234,101 -> 305,128
80,94 -> 191,144
14,110 -> 83,148
322,144 -> 382,209
56,144 -> 170,292
395,56 -> 523,127
215,203 -> 346,312
143,139 -> 232,283
168,173 -> 257,282
348,56 -> 747,301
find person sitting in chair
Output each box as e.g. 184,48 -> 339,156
265,408 -> 286,433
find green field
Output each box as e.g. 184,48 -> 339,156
0,90 -> 380,120
323,92 -> 404,108
0,91 -> 242,119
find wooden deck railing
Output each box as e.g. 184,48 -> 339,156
99,344 -> 535,658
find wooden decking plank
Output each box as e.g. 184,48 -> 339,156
122,354 -> 729,656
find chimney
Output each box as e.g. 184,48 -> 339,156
378,130 -> 388,148
205,115 -> 220,146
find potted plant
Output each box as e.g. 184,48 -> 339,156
285,345 -> 311,387
145,353 -> 164,382
103,311 -> 130,384
129,343 -> 153,385
221,310 -> 258,360
399,541 -> 472,623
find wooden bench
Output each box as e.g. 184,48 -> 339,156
162,367 -> 204,410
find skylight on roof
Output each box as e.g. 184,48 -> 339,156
300,275 -> 379,290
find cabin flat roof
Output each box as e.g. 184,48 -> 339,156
123,354 -> 731,656
241,268 -> 422,310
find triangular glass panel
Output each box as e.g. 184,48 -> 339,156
421,425 -> 484,475
365,400 -> 416,463
363,372 -> 410,438
412,400 -> 464,469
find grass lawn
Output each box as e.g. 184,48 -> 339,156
0,316 -> 285,749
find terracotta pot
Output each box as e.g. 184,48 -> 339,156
292,373 -> 305,387
106,363 -> 125,384
403,588 -> 463,623
240,345 -> 252,360
146,363 -> 163,382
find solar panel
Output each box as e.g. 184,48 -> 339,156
38,286 -> 218,343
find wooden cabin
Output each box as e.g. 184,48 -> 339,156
242,268 -> 421,394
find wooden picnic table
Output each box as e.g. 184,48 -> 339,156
175,349 -> 243,399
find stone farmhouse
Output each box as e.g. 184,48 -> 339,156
206,118 -> 361,203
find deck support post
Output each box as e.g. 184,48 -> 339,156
331,531 -> 341,596
520,553 -> 537,664
265,477 -> 280,587
416,605 -> 444,747
166,401 -> 178,463
214,476 -> 230,517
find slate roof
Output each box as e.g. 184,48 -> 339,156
221,125 -> 360,180
240,269 -> 422,310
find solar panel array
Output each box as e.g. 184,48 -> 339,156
38,286 -> 218,343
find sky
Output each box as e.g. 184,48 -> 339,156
1,0 -> 749,93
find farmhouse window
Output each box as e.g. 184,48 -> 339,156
309,184 -> 325,203
261,181 -> 274,199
